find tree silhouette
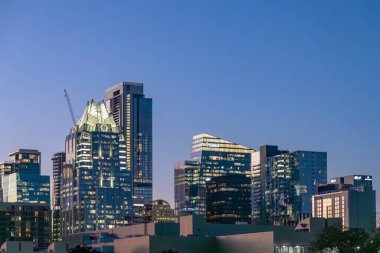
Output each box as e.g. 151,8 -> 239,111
310,226 -> 380,253
156,250 -> 179,253
69,245 -> 101,253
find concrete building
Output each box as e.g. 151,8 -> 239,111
63,214 -> 340,253
105,82 -> 153,203
61,100 -> 132,237
206,173 -> 251,224
0,203 -> 51,251
312,175 -> 376,231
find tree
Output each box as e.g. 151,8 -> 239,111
156,250 -> 179,253
69,245 -> 101,253
310,226 -> 380,253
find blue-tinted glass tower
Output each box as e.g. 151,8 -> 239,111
1,149 -> 50,205
264,151 -> 327,225
188,134 -> 253,215
61,100 -> 132,237
105,82 -> 153,203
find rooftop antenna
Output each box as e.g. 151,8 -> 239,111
64,89 -> 76,125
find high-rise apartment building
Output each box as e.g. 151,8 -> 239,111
312,175 -> 376,231
175,134 -> 253,216
206,173 -> 251,224
263,151 -> 327,225
105,82 -> 153,203
1,149 -> 50,205
52,152 -> 65,242
61,100 -> 132,237
174,160 -> 200,216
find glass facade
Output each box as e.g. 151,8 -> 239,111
1,149 -> 50,205
206,173 -> 251,224
176,134 -> 253,215
174,160 -> 200,216
8,149 -> 41,174
0,203 -> 51,251
264,151 -> 327,225
2,173 -> 50,205
105,82 -> 153,203
251,145 -> 286,224
61,100 -> 132,237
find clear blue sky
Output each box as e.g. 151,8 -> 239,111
1,1 -> 379,209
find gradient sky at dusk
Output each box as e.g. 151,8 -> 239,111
1,1 -> 379,209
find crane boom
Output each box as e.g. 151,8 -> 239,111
64,89 -> 76,125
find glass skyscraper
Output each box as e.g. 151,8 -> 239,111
1,149 -> 50,205
174,160 -> 200,216
0,149 -> 51,250
251,145 -> 286,224
105,82 -> 153,203
61,100 -> 132,237
175,134 -> 253,216
264,151 -> 327,225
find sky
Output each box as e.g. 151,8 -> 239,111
0,1 -> 379,209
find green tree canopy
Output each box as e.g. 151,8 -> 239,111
311,226 -> 380,253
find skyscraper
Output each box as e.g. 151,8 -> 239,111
264,151 -> 327,225
0,149 -> 51,250
105,82 -> 153,203
251,145 -> 286,224
175,134 -> 253,216
1,149 -> 50,205
61,100 -> 132,237
52,152 -> 65,241
174,160 -> 200,216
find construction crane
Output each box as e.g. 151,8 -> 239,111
64,89 -> 76,125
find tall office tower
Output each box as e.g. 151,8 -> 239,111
61,100 -> 132,237
313,175 -> 376,231
264,151 -> 327,226
174,160 -> 201,216
206,173 -> 251,224
105,82 -> 153,203
190,134 -> 253,215
52,152 -> 65,241
1,149 -> 50,205
251,145 -> 286,224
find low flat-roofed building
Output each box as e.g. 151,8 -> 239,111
64,214 -> 339,253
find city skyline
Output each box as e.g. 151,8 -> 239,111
1,1 -> 379,211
